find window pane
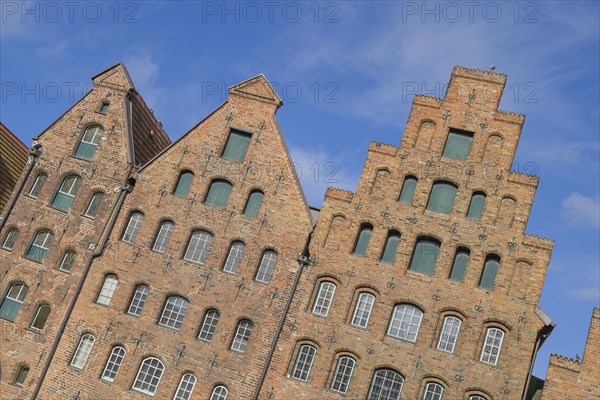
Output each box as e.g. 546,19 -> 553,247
442,130 -> 473,160
159,297 -> 189,330
14,366 -> 29,386
184,231 -> 214,264
312,282 -> 336,316
480,328 -> 504,365
449,249 -> 469,281
222,131 -> 251,162
210,386 -> 229,400
387,304 -> 423,342
0,283 -> 28,321
174,373 -> 197,400
243,191 -> 264,218
52,176 -> 81,211
31,304 -> 51,330
174,172 -> 194,197
353,225 -> 372,256
2,229 -> 19,250
97,275 -> 118,306
367,369 -> 404,400
26,231 -> 54,263
398,177 -> 417,204
480,256 -> 500,289
99,103 -> 109,114
205,180 -> 232,208
426,182 -> 457,214
351,293 -> 375,328
71,334 -> 95,369
102,346 -> 126,382
437,316 -> 461,353
423,382 -> 444,400
381,232 -> 400,264
128,285 -> 149,316
330,356 -> 355,393
84,192 -> 104,218
467,193 -> 486,220
153,221 -> 174,253
28,174 -> 47,197
255,250 -> 277,283
122,213 -> 144,243
133,357 -> 164,395
198,310 -> 220,341
75,126 -> 103,160
291,344 -> 317,381
58,251 -> 76,272
223,242 -> 244,273
409,239 -> 440,275
231,320 -> 253,352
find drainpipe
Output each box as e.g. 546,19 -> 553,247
253,230 -> 314,400
521,322 -> 555,399
30,168 -> 135,400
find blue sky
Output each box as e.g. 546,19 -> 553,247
1,1 -> 598,378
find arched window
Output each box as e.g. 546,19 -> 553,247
353,224 -> 373,257
449,247 -> 469,281
173,171 -> 194,197
122,212 -> 144,243
469,396 -> 487,400
153,221 -> 174,253
367,368 -> 404,400
409,238 -> 441,275
423,382 -> 444,400
184,230 -> 214,264
480,327 -> 505,365
58,250 -> 76,272
330,356 -> 356,393
74,125 -> 103,160
174,373 -> 197,400
231,319 -> 253,353
381,230 -> 401,264
127,285 -> 150,316
442,129 -> 473,160
426,181 -> 457,214
84,191 -> 104,218
101,346 -> 126,382
0,282 -> 28,321
243,190 -> 264,218
351,292 -> 375,328
26,230 -> 54,263
255,250 -> 277,283
223,241 -> 245,273
437,316 -> 462,353
205,180 -> 232,208
70,333 -> 95,369
159,296 -> 189,330
27,173 -> 47,198
132,357 -> 164,396
291,344 -> 317,381
2,228 -> 19,250
398,176 -> 417,204
388,304 -> 423,343
97,275 -> 118,306
51,175 -> 82,211
222,129 -> 252,162
210,385 -> 229,400
30,304 -> 51,331
198,309 -> 220,342
467,192 -> 486,220
312,281 -> 336,317
13,365 -> 29,387
479,254 -> 501,289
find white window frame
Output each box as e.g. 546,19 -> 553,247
198,309 -> 220,342
2,228 -> 19,250
184,230 -> 213,264
122,212 -> 144,243
132,357 -> 164,396
387,304 -> 423,343
255,250 -> 277,283
127,285 -> 149,316
70,333 -> 95,369
84,192 -> 104,218
312,281 -> 336,317
367,369 -> 405,400
159,296 -> 189,330
153,221 -> 174,253
27,173 -> 47,198
101,346 -> 126,382
480,327 -> 505,365
223,241 -> 244,273
96,275 -> 118,306
351,292 -> 375,328
436,316 -> 462,353
210,385 -> 229,400
231,320 -> 253,353
423,382 -> 444,400
58,251 -> 76,272
291,344 -> 317,381
173,373 -> 197,400
330,356 -> 355,394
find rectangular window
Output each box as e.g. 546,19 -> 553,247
2,229 -> 19,250
198,310 -> 220,341
437,316 -> 461,353
480,328 -> 504,365
28,174 -> 47,198
84,192 -> 104,218
442,129 -> 473,160
351,293 -> 375,328
58,251 -> 76,272
255,251 -> 277,283
426,182 -> 457,214
409,239 -> 440,275
222,130 -> 251,162
449,249 -> 469,281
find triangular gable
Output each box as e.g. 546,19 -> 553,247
229,74 -> 282,108
92,62 -> 135,92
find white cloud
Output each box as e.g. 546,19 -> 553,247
567,287 -> 600,301
561,192 -> 600,229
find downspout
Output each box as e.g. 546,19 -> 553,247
30,167 -> 135,400
253,229 -> 314,400
0,145 -> 42,232
521,323 -> 555,399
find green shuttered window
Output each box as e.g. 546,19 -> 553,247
449,248 -> 470,281
480,255 -> 501,289
353,225 -> 372,257
222,130 -> 251,162
398,176 -> 417,204
380,231 -> 401,264
426,182 -> 457,214
442,129 -> 473,160
0,282 -> 28,321
174,171 -> 194,197
467,192 -> 486,220
243,190 -> 264,218
409,238 -> 440,275
205,180 -> 232,208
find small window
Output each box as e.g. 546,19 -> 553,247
97,275 -> 118,306
210,385 -> 229,400
423,382 -> 444,400
231,319 -> 253,353
367,369 -> 404,400
223,241 -> 245,273
469,396 -> 487,400
26,230 -> 54,263
30,304 -> 51,331
153,221 -> 174,253
442,129 -> 473,160
27,173 -> 47,198
353,224 -> 373,256
255,250 -> 277,283
159,296 -> 189,330
426,181 -> 457,214
184,230 -> 214,264
380,230 -> 400,264
437,316 -> 462,353
291,344 -> 317,381
51,175 -> 82,211
398,176 -> 417,204
409,238 -> 441,275
58,251 -> 76,272
467,192 -> 486,220
122,212 -> 144,243
173,171 -> 194,197
13,365 -> 29,387
0,282 -> 28,321
84,192 -> 104,218
174,373 -> 197,400
222,130 -> 251,162
449,248 -> 469,282
2,228 -> 19,250
312,281 -> 336,317
330,356 -> 355,393
127,285 -> 149,316
351,292 -> 375,328
70,333 -> 95,369
74,125 -> 103,160
205,180 -> 233,208
388,304 -> 423,343
98,102 -> 109,114
101,346 -> 126,382
132,357 -> 164,396
479,254 -> 501,289
243,190 -> 264,218
198,309 -> 220,342
480,327 -> 505,365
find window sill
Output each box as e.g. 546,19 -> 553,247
7,382 -> 24,388
70,155 -> 92,163
23,256 -> 44,265
24,326 -> 43,335
48,205 -> 69,214
157,323 -> 182,333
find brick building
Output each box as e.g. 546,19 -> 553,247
0,64 -> 595,400
0,123 -> 28,217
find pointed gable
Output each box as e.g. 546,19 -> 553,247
229,74 -> 283,108
91,62 -> 135,92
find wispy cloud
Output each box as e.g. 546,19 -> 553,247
567,287 -> 600,301
561,192 -> 600,229
35,38 -> 70,58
